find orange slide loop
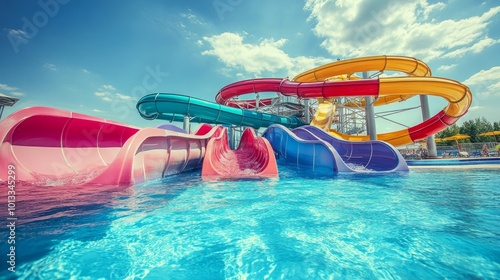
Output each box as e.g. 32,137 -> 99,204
292,55 -> 432,83
292,56 -> 471,146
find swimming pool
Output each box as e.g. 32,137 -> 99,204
2,166 -> 499,279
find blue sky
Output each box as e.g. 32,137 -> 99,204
1,0 -> 499,133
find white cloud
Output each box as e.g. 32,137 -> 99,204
181,10 -> 206,25
202,32 -> 331,77
443,37 -> 500,58
463,66 -> 500,100
101,85 -> 116,91
437,64 -> 457,71
92,109 -> 104,113
7,28 -> 29,39
175,10 -> 205,40
304,0 -> 500,61
0,83 -> 24,97
421,2 -> 445,19
82,69 -> 91,74
94,85 -> 135,103
10,91 -> 25,97
94,91 -> 111,97
202,32 -> 293,75
469,37 -> 499,53
44,63 -> 57,71
116,93 -> 135,101
0,83 -> 17,91
468,105 -> 483,111
463,66 -> 500,87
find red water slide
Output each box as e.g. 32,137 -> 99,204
216,78 -> 379,105
201,127 -> 278,180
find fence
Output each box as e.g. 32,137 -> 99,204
399,142 -> 499,159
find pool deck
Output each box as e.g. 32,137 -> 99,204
406,157 -> 500,169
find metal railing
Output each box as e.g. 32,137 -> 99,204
399,142 -> 499,159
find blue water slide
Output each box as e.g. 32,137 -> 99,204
262,124 -> 350,173
262,125 -> 408,173
136,93 -> 306,129
294,126 -> 408,172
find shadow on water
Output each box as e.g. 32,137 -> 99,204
0,170 -> 203,277
276,160 -> 410,185
0,166 -> 498,279
0,182 -> 131,274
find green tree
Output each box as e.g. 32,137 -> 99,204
494,122 -> 500,131
436,124 -> 459,138
432,118 -> 499,144
462,117 -> 493,142
436,124 -> 460,145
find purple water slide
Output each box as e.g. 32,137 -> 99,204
293,126 -> 408,172
262,125 -> 408,173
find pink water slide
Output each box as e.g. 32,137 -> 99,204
0,107 -> 222,186
201,127 -> 278,180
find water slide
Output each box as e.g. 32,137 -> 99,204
262,125 -> 408,173
136,93 -> 306,129
217,55 -> 472,147
310,101 -> 336,131
201,127 -> 278,180
0,106 -> 223,185
135,56 -> 469,175
1,55 -> 471,183
137,93 -> 283,180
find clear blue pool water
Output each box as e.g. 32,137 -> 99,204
1,166 -> 499,279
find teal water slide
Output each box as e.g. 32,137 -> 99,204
136,93 -> 306,129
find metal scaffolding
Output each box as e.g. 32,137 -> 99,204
0,93 -> 19,120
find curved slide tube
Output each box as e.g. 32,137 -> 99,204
216,55 -> 431,108
217,56 -> 472,146
294,126 -> 408,172
0,107 -> 222,185
202,127 -> 278,180
293,55 -> 433,106
262,125 -> 408,173
294,55 -> 472,146
136,93 -> 306,129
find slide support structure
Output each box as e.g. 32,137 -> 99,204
363,72 -> 377,140
420,95 -> 437,158
256,93 -> 260,110
305,99 -> 310,123
230,125 -> 236,149
183,115 -> 190,133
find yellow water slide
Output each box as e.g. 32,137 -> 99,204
310,100 -> 336,131
294,56 -> 472,146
